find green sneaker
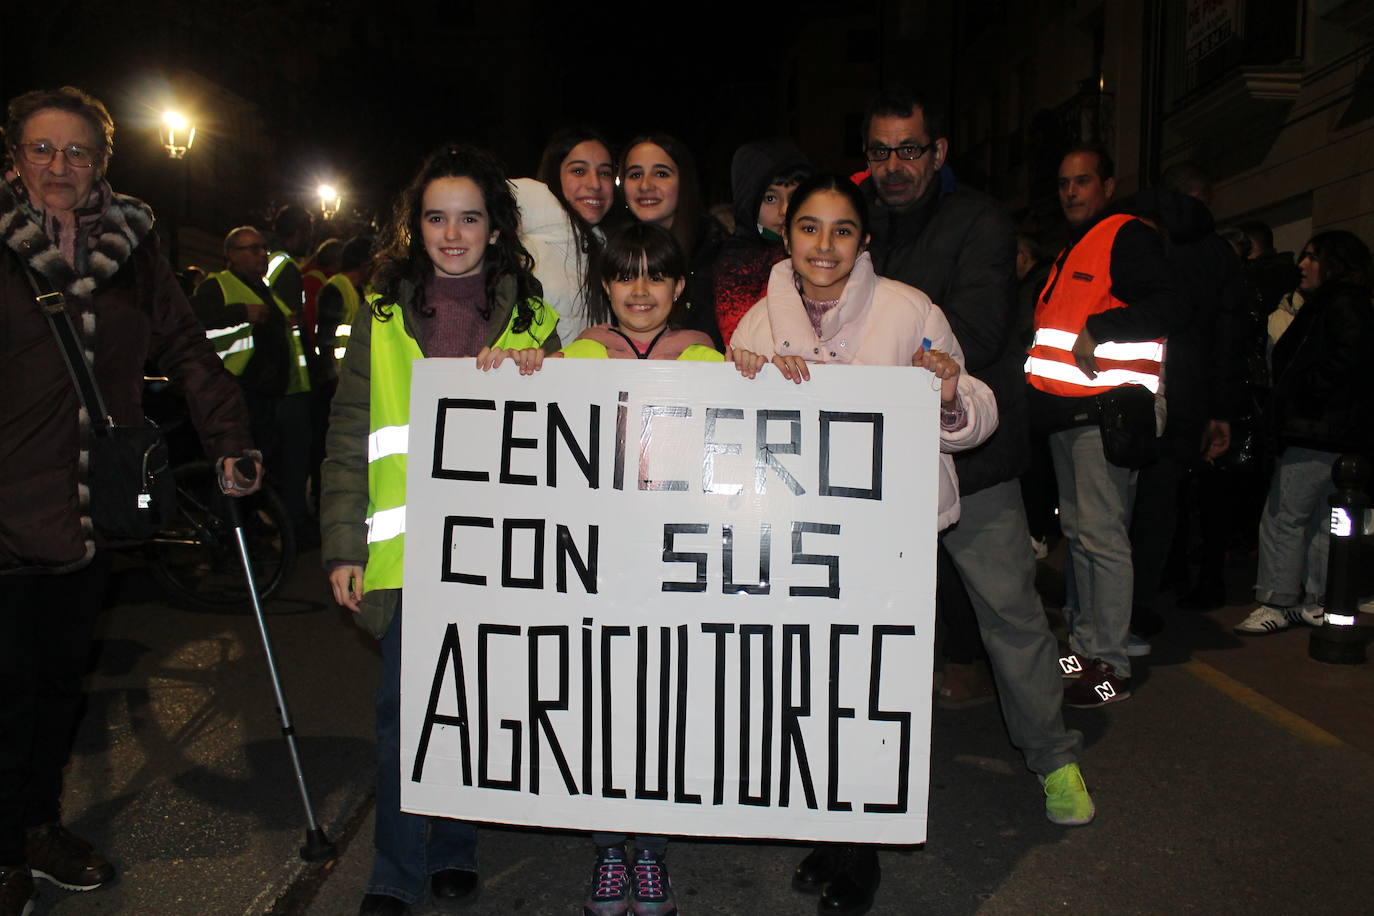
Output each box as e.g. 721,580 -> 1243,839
1042,763 -> 1095,826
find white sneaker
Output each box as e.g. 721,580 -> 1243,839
1296,604 -> 1325,627
1126,633 -> 1152,657
1235,605 -> 1292,635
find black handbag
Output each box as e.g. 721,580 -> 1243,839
1096,384 -> 1158,469
24,268 -> 178,540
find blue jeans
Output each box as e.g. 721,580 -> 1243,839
1255,446 -> 1338,607
1049,426 -> 1136,677
369,605 -> 478,903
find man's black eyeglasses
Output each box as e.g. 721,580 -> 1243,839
864,142 -> 934,163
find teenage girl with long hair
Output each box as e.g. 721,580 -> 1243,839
321,142 -> 560,916
618,132 -> 723,349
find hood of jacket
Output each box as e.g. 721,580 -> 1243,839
730,139 -> 811,240
1113,188 -> 1214,245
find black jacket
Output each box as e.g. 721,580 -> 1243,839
1114,189 -> 1248,429
1268,280 -> 1374,454
708,140 -> 810,348
862,169 -> 1024,495
1248,251 -> 1299,317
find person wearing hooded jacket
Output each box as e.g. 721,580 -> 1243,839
1112,177 -> 1248,634
706,138 -> 811,347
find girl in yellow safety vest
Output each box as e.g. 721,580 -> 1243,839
321,143 -> 558,915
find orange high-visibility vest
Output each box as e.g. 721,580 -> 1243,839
1025,213 -> 1164,397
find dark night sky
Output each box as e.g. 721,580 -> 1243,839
1,1 -> 819,224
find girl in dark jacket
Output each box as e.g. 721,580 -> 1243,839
618,133 -> 724,349
1236,230 -> 1374,635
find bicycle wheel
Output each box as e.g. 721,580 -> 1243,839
146,460 -> 298,611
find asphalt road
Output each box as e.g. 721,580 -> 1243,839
32,546 -> 1374,915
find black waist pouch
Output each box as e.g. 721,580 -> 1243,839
1096,385 -> 1158,469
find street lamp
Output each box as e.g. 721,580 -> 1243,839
318,184 -> 341,221
160,110 -> 196,159
159,110 -> 195,269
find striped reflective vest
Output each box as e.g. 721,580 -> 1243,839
202,275 -> 255,375
266,250 -> 300,302
1025,213 -> 1165,396
207,271 -> 312,395
362,295 -> 559,593
322,273 -> 361,365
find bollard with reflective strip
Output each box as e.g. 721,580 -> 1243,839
1309,454 -> 1369,665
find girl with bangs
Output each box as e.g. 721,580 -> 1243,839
478,221 -> 717,916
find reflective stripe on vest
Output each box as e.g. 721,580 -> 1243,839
1026,213 -> 1164,397
323,273 -> 362,366
266,251 -> 296,288
361,293 -> 560,593
205,321 -> 255,373
334,325 -> 352,361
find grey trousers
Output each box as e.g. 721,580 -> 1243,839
1049,426 -> 1135,677
941,479 -> 1083,776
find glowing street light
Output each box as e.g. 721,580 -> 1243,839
160,110 -> 196,159
318,184 -> 342,221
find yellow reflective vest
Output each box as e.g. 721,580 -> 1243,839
322,273 -> 361,366
362,294 -> 558,592
206,271 -> 312,394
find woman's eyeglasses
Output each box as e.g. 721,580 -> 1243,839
16,141 -> 100,168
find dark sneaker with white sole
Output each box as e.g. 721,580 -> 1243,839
1063,658 -> 1131,708
25,824 -> 114,892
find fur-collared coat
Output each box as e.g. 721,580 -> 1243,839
0,176 -> 253,572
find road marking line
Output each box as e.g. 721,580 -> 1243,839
1182,659 -> 1345,747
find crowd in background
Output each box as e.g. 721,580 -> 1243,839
2,81 -> 1371,916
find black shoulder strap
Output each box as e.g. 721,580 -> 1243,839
18,264 -> 114,434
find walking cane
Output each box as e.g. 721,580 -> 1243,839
223,455 -> 337,862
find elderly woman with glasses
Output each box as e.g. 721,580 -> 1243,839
0,86 -> 258,916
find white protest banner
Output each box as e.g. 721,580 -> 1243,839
400,358 -> 938,844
